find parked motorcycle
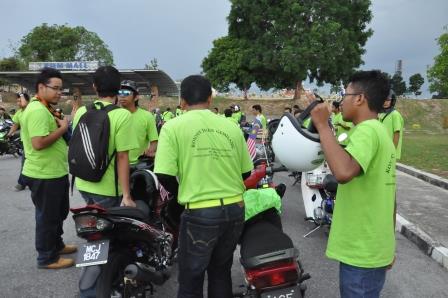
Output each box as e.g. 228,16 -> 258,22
0,119 -> 23,157
235,162 -> 310,298
301,163 -> 338,238
71,162 -> 179,298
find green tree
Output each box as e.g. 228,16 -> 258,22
16,23 -> 113,65
408,73 -> 424,97
391,73 -> 407,96
202,36 -> 254,99
0,57 -> 26,86
226,0 -> 372,98
427,29 -> 448,98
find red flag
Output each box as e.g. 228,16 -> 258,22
247,135 -> 257,160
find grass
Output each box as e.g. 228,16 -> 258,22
401,132 -> 448,178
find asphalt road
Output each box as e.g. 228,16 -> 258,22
1,155 -> 448,297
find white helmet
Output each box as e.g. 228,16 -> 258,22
272,101 -> 325,172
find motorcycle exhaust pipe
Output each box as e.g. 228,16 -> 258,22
124,263 -> 170,285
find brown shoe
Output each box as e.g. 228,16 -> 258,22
38,257 -> 74,269
59,244 -> 77,255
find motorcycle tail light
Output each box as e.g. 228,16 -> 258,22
75,215 -> 112,234
245,260 -> 299,289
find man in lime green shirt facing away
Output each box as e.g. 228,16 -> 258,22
310,70 -> 396,298
118,80 -> 158,164
154,75 -> 253,297
162,107 -> 175,122
72,66 -> 138,209
379,91 -> 404,160
224,108 -> 240,126
21,68 -> 76,269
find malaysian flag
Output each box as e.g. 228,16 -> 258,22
247,119 -> 261,161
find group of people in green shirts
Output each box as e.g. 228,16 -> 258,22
12,66 -> 404,297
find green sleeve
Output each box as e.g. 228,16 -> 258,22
12,110 -> 21,125
344,125 -> 378,174
147,113 -> 159,142
115,112 -> 139,152
239,132 -> 254,174
391,112 -> 403,133
154,125 -> 179,176
27,108 -> 51,138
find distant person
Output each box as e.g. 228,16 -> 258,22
154,75 -> 253,298
175,105 -> 183,117
224,108 -> 239,125
212,107 -> 219,114
379,91 -> 404,160
293,104 -> 302,118
284,107 -> 292,114
310,70 -> 396,298
332,100 -> 353,138
0,106 -> 11,121
21,68 -> 76,269
163,107 -> 175,122
252,104 -> 267,129
118,80 -> 158,162
232,104 -> 246,125
7,93 -> 30,191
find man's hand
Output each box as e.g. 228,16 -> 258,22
310,103 -> 331,131
121,194 -> 136,207
55,117 -> 69,132
145,141 -> 157,158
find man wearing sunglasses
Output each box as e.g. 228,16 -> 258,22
118,80 -> 158,163
20,67 -> 76,269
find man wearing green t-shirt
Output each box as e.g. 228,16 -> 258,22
310,70 -> 396,298
72,66 -> 138,209
379,91 -> 404,160
118,80 -> 158,163
224,108 -> 239,126
154,75 -> 253,298
162,107 -> 175,122
21,68 -> 76,269
8,92 -> 30,191
331,101 -> 353,138
251,104 -> 267,129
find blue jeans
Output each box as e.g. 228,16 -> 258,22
79,191 -> 121,208
340,262 -> 387,298
177,202 -> 245,298
23,175 -> 69,266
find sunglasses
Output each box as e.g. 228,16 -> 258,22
118,89 -> 133,97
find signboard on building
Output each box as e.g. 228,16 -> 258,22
29,61 -> 99,71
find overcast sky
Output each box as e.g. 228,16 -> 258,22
0,0 -> 446,97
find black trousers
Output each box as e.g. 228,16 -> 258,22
23,175 -> 69,266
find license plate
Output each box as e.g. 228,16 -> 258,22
260,285 -> 301,298
75,240 -> 110,267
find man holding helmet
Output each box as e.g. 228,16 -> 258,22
310,70 -> 396,298
118,80 -> 158,163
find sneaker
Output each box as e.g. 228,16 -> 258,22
38,257 -> 74,269
59,244 -> 77,255
14,184 -> 25,191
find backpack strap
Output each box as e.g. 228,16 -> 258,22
380,109 -> 394,123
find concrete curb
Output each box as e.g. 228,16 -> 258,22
396,214 -> 448,271
397,163 -> 448,190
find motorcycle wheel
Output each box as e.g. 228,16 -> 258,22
96,252 -> 132,298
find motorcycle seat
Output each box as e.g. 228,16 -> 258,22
107,206 -> 148,221
240,221 -> 296,268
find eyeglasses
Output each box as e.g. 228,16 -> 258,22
45,85 -> 63,92
118,89 -> 133,97
342,93 -> 361,99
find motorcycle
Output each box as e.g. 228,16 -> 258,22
235,161 -> 310,298
71,161 -> 179,298
301,164 -> 338,237
0,119 -> 23,157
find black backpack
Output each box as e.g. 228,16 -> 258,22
68,102 -> 119,192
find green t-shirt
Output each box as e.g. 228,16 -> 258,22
326,119 -> 396,268
162,111 -> 174,121
379,110 -> 404,160
226,116 -> 240,126
72,100 -> 138,196
232,111 -> 242,123
21,99 -> 68,179
154,109 -> 254,205
129,108 -> 158,164
175,108 -> 183,117
332,112 -> 353,137
259,114 -> 267,129
12,109 -> 24,126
